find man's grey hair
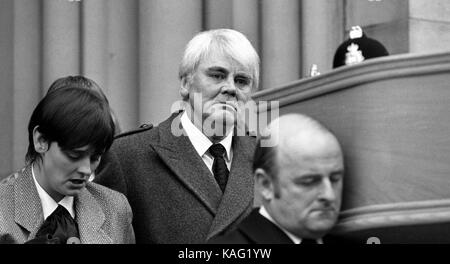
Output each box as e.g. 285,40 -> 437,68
178,28 -> 260,91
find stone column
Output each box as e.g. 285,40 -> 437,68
81,0 -> 108,90
42,0 -> 81,91
139,0 -> 202,125
302,0 -> 344,76
0,0 -> 14,176
409,0 -> 450,53
232,0 -> 260,63
13,0 -> 42,171
105,0 -> 139,131
204,0 -> 233,29
261,0 -> 301,90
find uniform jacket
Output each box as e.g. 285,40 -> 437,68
95,112 -> 256,243
0,166 -> 135,244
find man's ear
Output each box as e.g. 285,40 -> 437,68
254,168 -> 275,201
32,126 -> 48,153
180,76 -> 190,100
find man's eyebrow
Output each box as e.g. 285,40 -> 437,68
235,73 -> 252,79
331,169 -> 344,175
296,173 -> 322,179
206,66 -> 228,72
206,67 -> 252,80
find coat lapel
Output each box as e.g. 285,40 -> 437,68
207,134 -> 255,239
75,185 -> 112,244
14,166 -> 44,240
152,113 -> 222,215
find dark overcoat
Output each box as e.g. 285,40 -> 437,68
95,113 -> 256,243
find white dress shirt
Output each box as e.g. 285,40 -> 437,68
259,206 -> 323,244
31,164 -> 75,220
180,112 -> 233,173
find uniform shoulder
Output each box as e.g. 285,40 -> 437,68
114,123 -> 154,140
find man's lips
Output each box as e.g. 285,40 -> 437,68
311,207 -> 337,214
216,102 -> 237,111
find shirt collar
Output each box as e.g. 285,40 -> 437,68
180,111 -> 233,161
259,206 -> 323,244
31,164 -> 75,220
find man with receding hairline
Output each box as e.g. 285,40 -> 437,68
210,113 -> 345,244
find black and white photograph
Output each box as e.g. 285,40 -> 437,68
1,0 -> 450,256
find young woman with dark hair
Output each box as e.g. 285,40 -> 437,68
0,84 -> 134,244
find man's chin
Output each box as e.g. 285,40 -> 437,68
310,209 -> 338,219
307,219 -> 337,233
201,125 -> 234,139
203,111 -> 235,129
304,227 -> 333,239
215,108 -> 236,119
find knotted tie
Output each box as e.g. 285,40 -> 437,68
27,205 -> 80,244
209,143 -> 229,192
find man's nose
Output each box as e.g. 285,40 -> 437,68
222,77 -> 237,96
318,179 -> 336,202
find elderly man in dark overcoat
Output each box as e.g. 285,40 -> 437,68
95,28 -> 260,244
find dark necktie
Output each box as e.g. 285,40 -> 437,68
301,238 -> 318,244
209,143 -> 229,192
27,205 -> 80,244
